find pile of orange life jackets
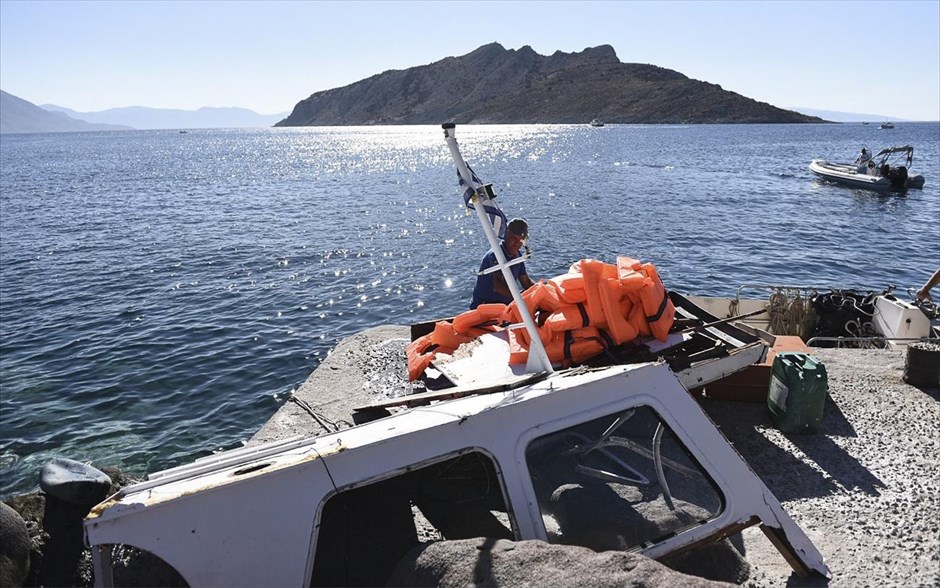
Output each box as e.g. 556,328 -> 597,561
406,256 -> 676,381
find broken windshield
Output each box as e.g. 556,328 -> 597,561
525,405 -> 724,551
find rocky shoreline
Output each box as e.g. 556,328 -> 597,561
3,325 -> 938,586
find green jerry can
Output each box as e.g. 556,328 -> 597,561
767,352 -> 828,434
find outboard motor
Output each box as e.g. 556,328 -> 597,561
889,165 -> 909,188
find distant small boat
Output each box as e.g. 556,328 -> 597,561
879,122 -> 895,129
589,118 -> 604,127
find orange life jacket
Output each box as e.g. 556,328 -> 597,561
406,320 -> 475,381
580,259 -> 618,328
617,256 -> 653,293
406,333 -> 438,381
543,302 -> 591,333
638,263 -> 675,342
550,271 -> 586,304
599,277 -> 639,345
453,303 -> 506,335
508,328 -> 530,365
544,326 -> 611,367
501,281 -> 563,325
628,301 -> 652,337
430,320 -> 474,350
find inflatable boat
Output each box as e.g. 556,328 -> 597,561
809,145 -> 925,191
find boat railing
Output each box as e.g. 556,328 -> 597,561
734,284 -> 834,300
805,336 -> 933,349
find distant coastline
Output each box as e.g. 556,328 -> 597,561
0,90 -> 288,134
786,106 -> 921,123
4,88 -> 928,135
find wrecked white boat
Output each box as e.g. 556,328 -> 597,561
86,357 -> 831,586
83,124 -> 833,586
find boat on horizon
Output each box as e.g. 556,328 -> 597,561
589,118 -> 604,127
879,121 -> 895,129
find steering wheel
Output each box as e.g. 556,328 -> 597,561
568,410 -> 650,486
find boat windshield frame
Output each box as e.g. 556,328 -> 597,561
874,145 -> 914,168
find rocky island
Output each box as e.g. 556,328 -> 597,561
276,43 -> 825,126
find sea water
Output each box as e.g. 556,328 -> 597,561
2,123 -> 938,497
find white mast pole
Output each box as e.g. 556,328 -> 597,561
442,123 -> 554,374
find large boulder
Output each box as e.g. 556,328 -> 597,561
388,537 -> 734,587
549,483 -> 750,584
0,501 -> 30,587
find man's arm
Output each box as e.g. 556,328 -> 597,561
916,269 -> 940,302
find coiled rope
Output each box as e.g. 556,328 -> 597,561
767,288 -> 818,337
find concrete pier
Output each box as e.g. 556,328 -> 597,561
249,324 -> 412,446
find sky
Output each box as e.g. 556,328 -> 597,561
1,0 -> 938,120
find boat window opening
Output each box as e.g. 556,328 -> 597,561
525,405 -> 724,553
309,450 -> 514,587
96,543 -> 188,587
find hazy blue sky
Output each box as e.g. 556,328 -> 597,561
1,0 -> 938,120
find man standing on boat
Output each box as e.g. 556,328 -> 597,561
855,148 -> 872,173
469,218 -> 534,309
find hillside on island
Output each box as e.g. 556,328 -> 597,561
277,43 -> 824,126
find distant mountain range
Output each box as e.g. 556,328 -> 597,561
1,90 -> 132,134
0,90 -> 288,134
40,104 -> 288,130
786,107 -> 906,123
277,43 -> 825,126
